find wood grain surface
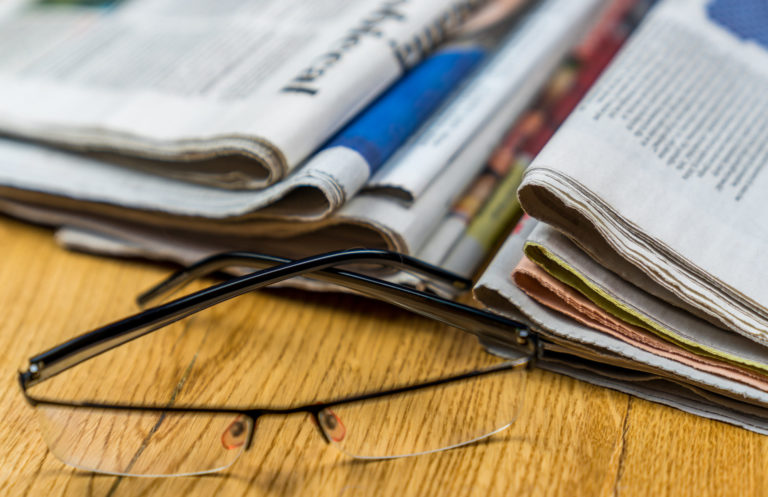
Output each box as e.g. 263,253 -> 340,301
0,216 -> 766,497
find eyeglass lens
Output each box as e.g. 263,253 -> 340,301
27,286 -> 527,475
36,406 -> 253,477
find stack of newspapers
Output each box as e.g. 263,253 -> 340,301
476,0 -> 768,433
0,0 -> 642,294
6,0 -> 766,433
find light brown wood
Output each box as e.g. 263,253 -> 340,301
0,216 -> 766,496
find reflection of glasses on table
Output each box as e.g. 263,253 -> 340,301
19,249 -> 536,477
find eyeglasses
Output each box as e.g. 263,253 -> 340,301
19,249 -> 537,477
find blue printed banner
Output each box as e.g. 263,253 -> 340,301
325,48 -> 485,174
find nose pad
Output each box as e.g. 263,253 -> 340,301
221,415 -> 249,450
318,408 -> 346,442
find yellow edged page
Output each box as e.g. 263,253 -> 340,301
512,255 -> 768,392
524,241 -> 768,375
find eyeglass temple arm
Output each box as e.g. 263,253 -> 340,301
137,249 -> 472,307
134,250 -> 536,358
22,251 -> 536,388
142,252 -> 539,359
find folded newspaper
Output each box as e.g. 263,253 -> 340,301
476,217 -> 768,435
0,0 -> 613,294
0,0 -> 498,189
476,0 -> 768,433
518,0 -> 768,345
0,0 -> 537,222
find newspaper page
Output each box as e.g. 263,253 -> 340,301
473,217 -> 768,434
518,0 -> 768,346
524,223 -> 768,374
512,257 -> 768,392
0,65 -> 541,275
0,0 -> 604,296
0,18 -> 498,224
365,0 -> 606,200
7,106 -> 506,273
0,0 -> 560,223
421,0 -> 644,276
3,95 -> 542,297
0,0 -> 597,227
0,0 -> 488,188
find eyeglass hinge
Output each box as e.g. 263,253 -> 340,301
27,362 -> 42,380
514,327 -> 542,368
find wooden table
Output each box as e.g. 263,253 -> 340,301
1,216 -> 766,497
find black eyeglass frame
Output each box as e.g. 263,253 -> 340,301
20,357 -> 528,457
20,249 -> 538,388
18,249 -> 539,470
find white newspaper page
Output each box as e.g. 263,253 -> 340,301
0,0 -> 486,188
0,106 -> 504,237
367,0 -> 606,200
0,137 -> 360,220
0,104 -> 522,298
518,0 -> 768,344
0,1 -> 536,218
